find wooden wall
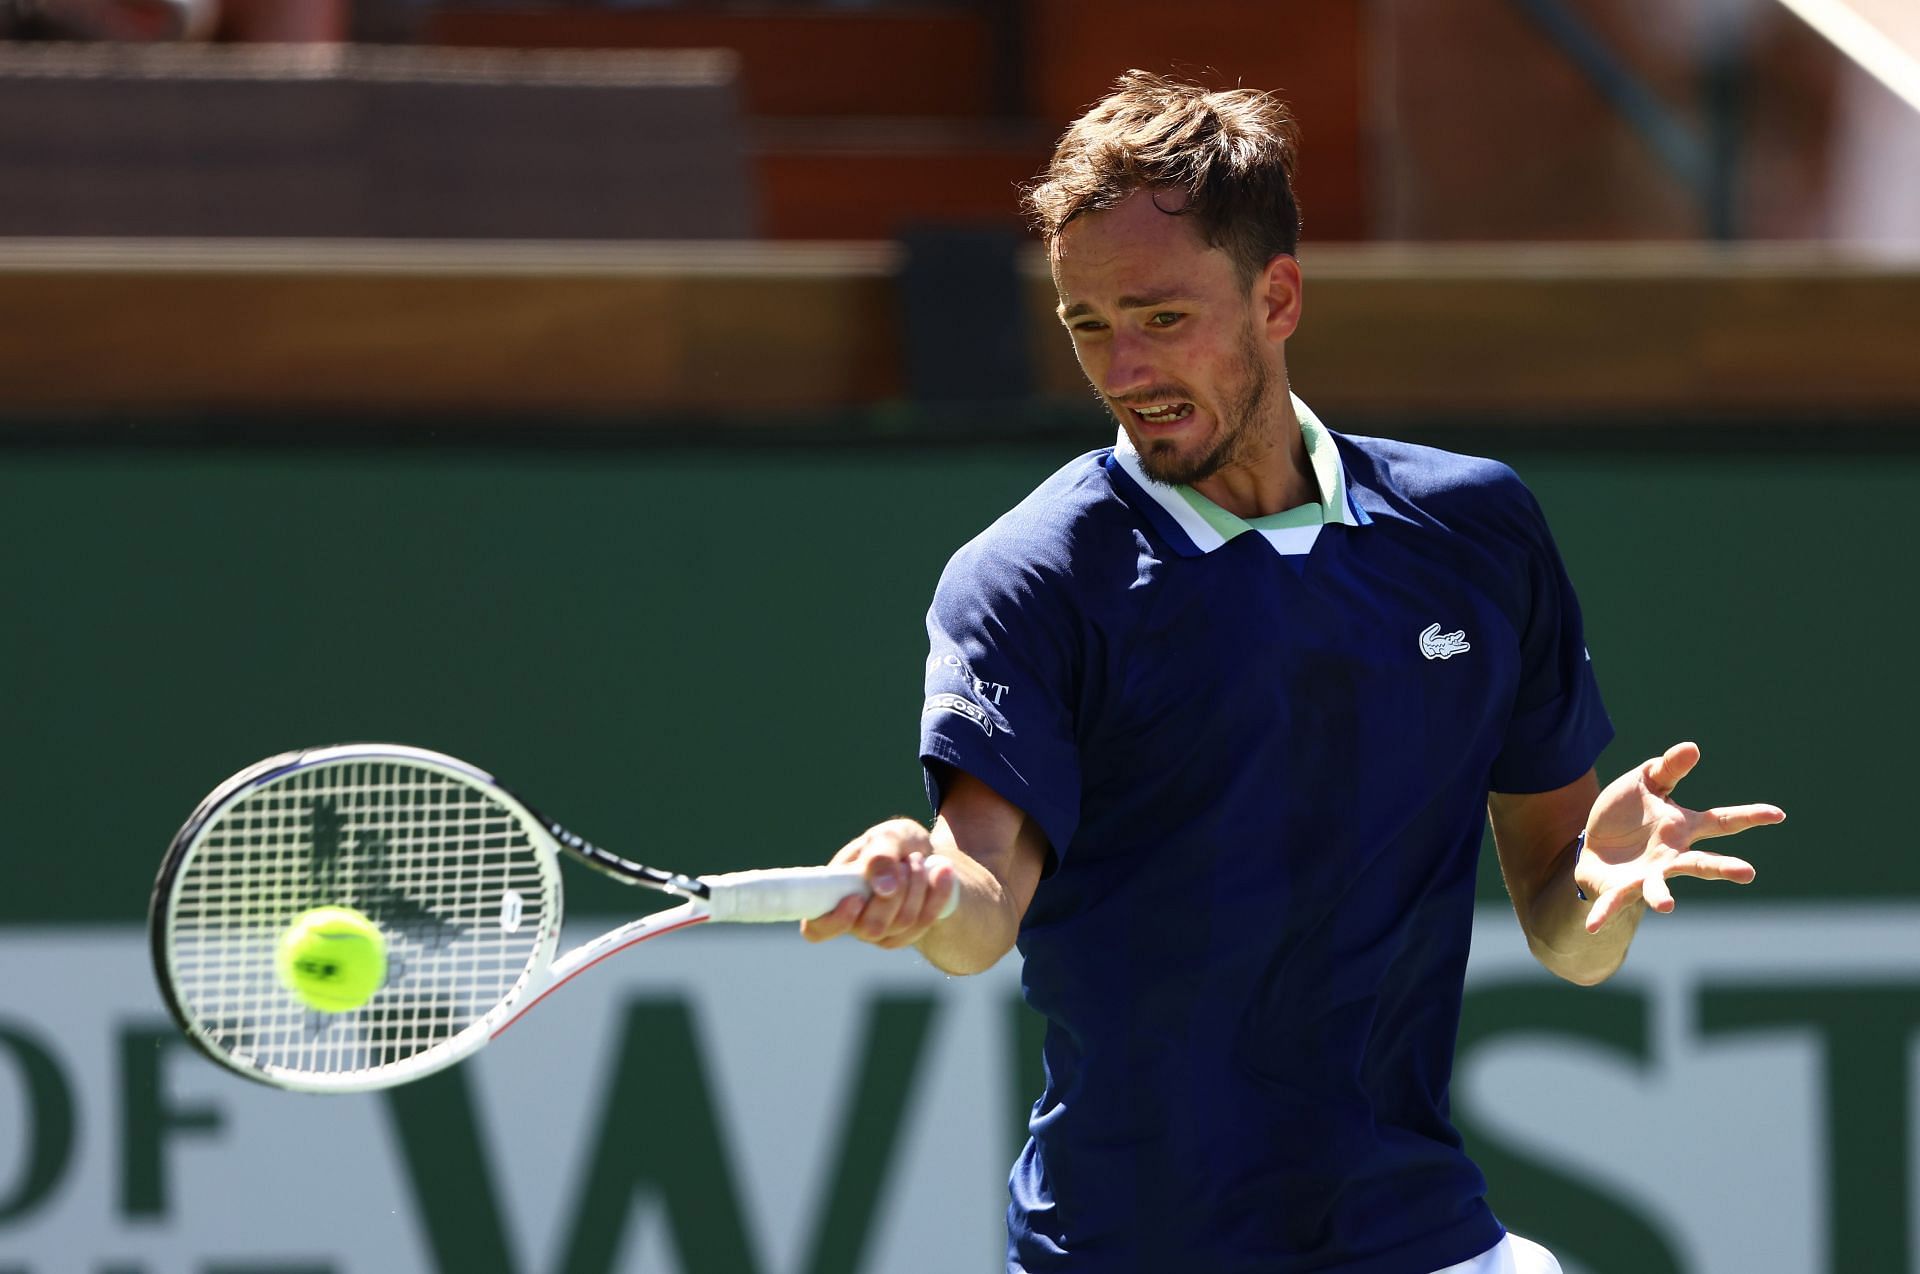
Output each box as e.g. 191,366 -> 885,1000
3,239 -> 1915,419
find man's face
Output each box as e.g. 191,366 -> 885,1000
1051,190 -> 1283,487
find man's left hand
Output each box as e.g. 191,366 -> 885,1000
1578,741 -> 1784,933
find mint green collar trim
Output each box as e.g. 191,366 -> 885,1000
1171,394 -> 1348,543
1109,393 -> 1359,556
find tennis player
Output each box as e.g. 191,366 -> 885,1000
803,70 -> 1783,1274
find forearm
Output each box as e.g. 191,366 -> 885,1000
1489,772 -> 1640,987
912,771 -> 1047,974
1520,832 -> 1641,986
1494,748 -> 1779,987
914,835 -> 1022,975
804,770 -> 1044,971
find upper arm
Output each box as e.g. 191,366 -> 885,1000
1488,768 -> 1599,908
931,763 -> 1049,928
920,530 -> 1086,860
1483,473 -> 1613,795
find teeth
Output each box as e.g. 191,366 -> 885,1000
1135,403 -> 1193,422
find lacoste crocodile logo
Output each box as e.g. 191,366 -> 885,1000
1419,623 -> 1471,660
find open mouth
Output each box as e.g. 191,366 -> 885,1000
1130,402 -> 1194,425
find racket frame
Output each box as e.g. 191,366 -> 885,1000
151,744 -> 699,1093
151,742 -> 914,1094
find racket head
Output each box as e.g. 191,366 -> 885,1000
150,744 -> 565,1093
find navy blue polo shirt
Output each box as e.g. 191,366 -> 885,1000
919,398 -> 1612,1274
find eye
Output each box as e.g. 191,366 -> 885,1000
1147,311 -> 1183,328
1068,319 -> 1108,335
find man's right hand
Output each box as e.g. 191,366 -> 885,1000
801,818 -> 959,951
800,770 -> 1048,975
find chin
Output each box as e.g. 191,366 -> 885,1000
1137,443 -> 1218,487
1135,423 -> 1228,482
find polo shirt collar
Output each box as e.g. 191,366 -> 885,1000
1104,393 -> 1367,558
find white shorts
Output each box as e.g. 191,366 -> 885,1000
1430,1233 -> 1563,1274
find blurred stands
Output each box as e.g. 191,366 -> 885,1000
1,0 -> 344,42
424,5 -> 1041,241
0,0 -> 1916,423
1375,0 -> 1904,242
422,0 -> 1369,243
0,44 -> 753,237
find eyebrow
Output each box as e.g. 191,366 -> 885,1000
1058,291 -> 1188,320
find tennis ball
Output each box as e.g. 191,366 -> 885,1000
276,906 -> 387,1013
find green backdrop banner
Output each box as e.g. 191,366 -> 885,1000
0,431 -> 1893,923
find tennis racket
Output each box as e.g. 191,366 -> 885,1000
150,742 -> 949,1094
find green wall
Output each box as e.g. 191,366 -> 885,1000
0,429 -> 1902,924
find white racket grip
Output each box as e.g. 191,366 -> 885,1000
699,857 -> 963,924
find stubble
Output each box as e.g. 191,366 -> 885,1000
1130,324 -> 1276,487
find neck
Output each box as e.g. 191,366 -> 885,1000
1187,396 -> 1312,520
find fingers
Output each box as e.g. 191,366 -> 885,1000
875,853 -> 933,949
1581,848 -> 1760,935
801,822 -> 911,944
800,892 -> 867,944
1584,884 -> 1640,934
800,819 -> 953,948
1690,803 -> 1786,840
1665,850 -> 1757,884
1637,850 -> 1757,912
860,850 -> 923,942
1584,874 -> 1672,933
869,849 -> 958,948
1644,741 -> 1701,797
925,854 -> 959,918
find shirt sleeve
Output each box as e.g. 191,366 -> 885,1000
918,539 -> 1083,860
1488,482 -> 1614,793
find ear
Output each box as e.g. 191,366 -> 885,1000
1254,253 -> 1303,343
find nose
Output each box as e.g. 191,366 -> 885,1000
1100,330 -> 1157,400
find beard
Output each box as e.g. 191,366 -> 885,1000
1126,325 -> 1277,488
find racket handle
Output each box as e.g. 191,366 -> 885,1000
700,858 -> 964,924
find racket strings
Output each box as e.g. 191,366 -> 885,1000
166,759 -> 559,1081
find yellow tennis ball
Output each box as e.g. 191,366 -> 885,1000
276,906 -> 387,1013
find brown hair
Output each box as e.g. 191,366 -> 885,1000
1022,70 -> 1303,284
